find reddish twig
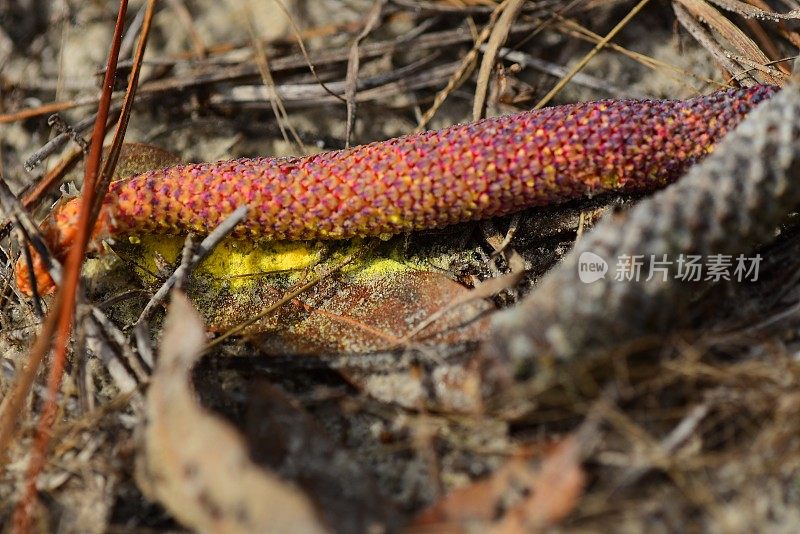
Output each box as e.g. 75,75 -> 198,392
11,1 -> 129,530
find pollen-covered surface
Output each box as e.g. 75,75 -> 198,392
102,84 -> 778,242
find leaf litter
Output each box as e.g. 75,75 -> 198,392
3,1 -> 800,531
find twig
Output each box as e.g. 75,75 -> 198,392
487,46 -> 643,98
555,15 -> 725,89
345,0 -> 387,147
46,115 -> 89,152
23,108 -> 105,172
473,0 -> 525,120
414,3 -> 506,132
91,0 -> 157,227
673,3 -> 755,85
135,205 -> 249,326
13,1 -> 129,528
166,0 -> 206,58
134,320 -> 155,369
535,0 -> 652,109
272,0 -> 347,104
611,403 -> 710,492
85,305 -> 149,388
173,234 -> 198,290
210,57 -> 457,108
0,95 -> 109,126
103,21 -> 540,96
241,2 -> 306,152
119,2 -> 148,58
392,0 -> 556,15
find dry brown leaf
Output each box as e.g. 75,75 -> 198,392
109,142 -> 182,179
673,2 -> 752,83
402,270 -> 523,344
411,438 -> 585,533
412,451 -> 536,532
123,243 -> 492,354
490,437 -> 586,533
250,270 -> 493,412
255,270 -> 493,354
138,291 -> 328,533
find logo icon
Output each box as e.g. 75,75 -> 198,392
578,251 -> 608,283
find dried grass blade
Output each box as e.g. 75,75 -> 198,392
345,0 -> 386,147
535,0 -> 652,109
675,0 -> 782,84
473,0 -> 526,120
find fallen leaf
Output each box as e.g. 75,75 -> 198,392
258,269 -> 493,354
411,437 -> 585,533
117,239 -> 492,353
137,291 -> 329,533
491,437 -> 585,533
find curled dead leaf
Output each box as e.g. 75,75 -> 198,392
137,291 -> 328,533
